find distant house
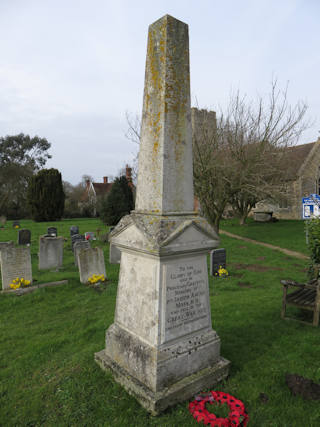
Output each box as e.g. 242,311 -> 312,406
255,139 -> 320,219
80,165 -> 133,216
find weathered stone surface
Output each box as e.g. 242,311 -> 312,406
0,241 -> 14,254
95,350 -> 229,415
38,236 -> 64,270
108,213 -> 218,255
74,240 -> 90,267
0,241 -> 15,275
96,14 -> 229,414
0,246 -> 32,290
135,15 -> 194,214
78,247 -> 106,284
18,229 -> 31,245
253,211 -> 273,222
109,243 -> 121,264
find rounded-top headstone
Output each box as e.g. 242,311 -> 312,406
70,225 -> 79,236
47,227 -> 58,237
18,229 -> 31,245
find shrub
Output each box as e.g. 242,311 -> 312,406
306,217 -> 320,278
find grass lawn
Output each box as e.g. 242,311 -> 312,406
0,218 -> 319,426
220,218 -> 309,255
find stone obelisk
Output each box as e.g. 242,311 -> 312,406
95,14 -> 230,414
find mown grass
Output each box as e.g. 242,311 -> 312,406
0,219 -> 319,426
220,217 -> 309,255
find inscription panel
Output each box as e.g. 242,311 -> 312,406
163,256 -> 211,342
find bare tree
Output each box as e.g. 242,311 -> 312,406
125,111 -> 141,184
193,81 -> 308,231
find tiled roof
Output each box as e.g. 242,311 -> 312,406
92,182 -> 113,196
80,182 -> 113,202
285,141 -> 317,180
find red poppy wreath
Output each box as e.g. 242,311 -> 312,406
189,391 -> 249,426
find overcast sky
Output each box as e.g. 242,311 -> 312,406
0,0 -> 319,184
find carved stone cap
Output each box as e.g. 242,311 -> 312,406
109,213 -> 219,255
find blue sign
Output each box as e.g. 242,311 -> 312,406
302,194 -> 320,219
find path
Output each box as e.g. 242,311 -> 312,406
219,230 -> 308,260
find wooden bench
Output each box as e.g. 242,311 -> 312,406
281,278 -> 320,326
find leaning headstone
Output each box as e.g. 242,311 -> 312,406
0,246 -> 32,290
210,248 -> 227,276
70,225 -> 79,236
12,221 -> 20,228
78,247 -> 106,284
47,227 -> 58,237
85,231 -> 95,241
71,234 -> 85,251
18,229 -> 31,245
74,240 -> 91,267
109,243 -> 121,264
38,236 -> 64,270
95,15 -> 229,415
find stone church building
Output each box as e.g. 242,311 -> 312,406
255,138 -> 320,219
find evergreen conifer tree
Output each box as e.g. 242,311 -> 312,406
100,176 -> 134,225
27,168 -> 65,221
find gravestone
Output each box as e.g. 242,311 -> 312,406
109,243 -> 121,264
71,234 -> 85,251
0,246 -> 32,290
0,242 -> 14,271
253,211 -> 273,222
74,240 -> 91,267
210,248 -> 227,276
0,241 -> 14,254
95,15 -> 230,415
47,227 -> 58,237
85,231 -> 95,241
70,225 -> 79,236
12,221 -> 20,228
0,216 -> 6,228
38,236 -> 64,270
18,229 -> 31,245
78,247 -> 106,284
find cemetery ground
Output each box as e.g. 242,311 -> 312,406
0,219 -> 319,426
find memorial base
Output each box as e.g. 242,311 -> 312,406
95,349 -> 230,415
